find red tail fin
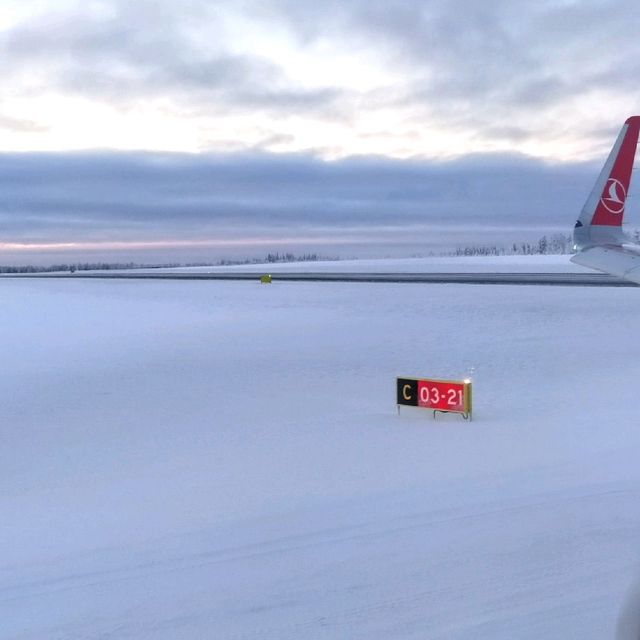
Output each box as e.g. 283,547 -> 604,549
589,116 -> 640,226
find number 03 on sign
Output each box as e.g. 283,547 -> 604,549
396,377 -> 472,420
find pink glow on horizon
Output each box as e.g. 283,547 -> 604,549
0,237 -> 360,253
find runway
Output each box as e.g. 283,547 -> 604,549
1,271 -> 635,285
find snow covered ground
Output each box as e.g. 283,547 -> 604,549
2,266 -> 640,638
132,254 -> 593,275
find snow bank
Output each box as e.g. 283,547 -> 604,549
125,254 -> 592,275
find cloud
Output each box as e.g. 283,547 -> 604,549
0,1 -> 638,264
0,2 -> 347,118
1,1 -> 638,158
258,0 -> 640,148
0,148 -> 608,264
0,114 -> 48,133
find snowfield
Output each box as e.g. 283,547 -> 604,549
133,253 -> 593,275
2,262 -> 640,639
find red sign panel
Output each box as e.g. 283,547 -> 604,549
417,379 -> 465,412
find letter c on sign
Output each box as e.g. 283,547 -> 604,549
402,384 -> 412,401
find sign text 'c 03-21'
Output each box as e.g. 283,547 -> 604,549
396,377 -> 472,420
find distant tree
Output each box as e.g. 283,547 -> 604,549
537,235 -> 548,254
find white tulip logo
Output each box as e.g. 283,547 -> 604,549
601,178 -> 627,214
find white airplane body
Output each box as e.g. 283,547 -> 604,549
571,116 -> 640,283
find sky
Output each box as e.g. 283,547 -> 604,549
1,0 -> 640,264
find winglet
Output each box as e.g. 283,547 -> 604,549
573,116 -> 640,250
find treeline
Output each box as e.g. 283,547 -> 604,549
451,233 -> 572,257
215,252 -> 336,266
0,262 -> 147,274
0,253 -> 336,273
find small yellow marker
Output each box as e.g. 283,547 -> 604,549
260,274 -> 272,284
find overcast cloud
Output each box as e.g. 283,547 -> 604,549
0,150 -> 613,264
0,1 -> 639,263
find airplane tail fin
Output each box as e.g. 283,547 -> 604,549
573,116 -> 640,250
